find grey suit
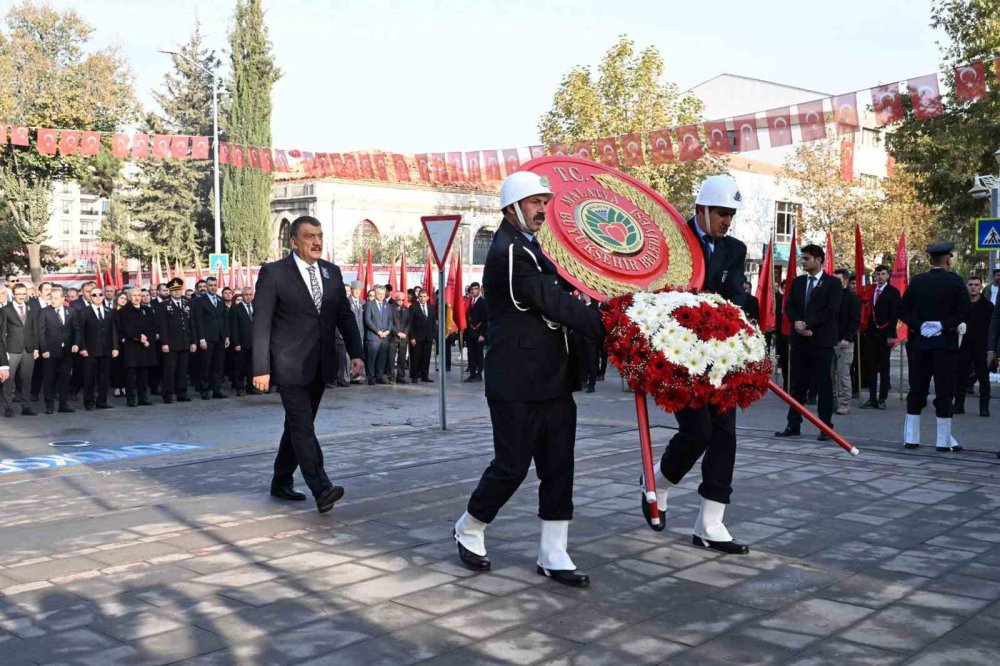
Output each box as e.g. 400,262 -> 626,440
1,301 -> 39,409
363,299 -> 392,382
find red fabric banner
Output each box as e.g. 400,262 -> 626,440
170,135 -> 189,159
273,149 -> 289,172
452,249 -> 465,330
528,145 -> 545,160
732,115 -> 759,152
392,154 -> 410,182
218,141 -> 231,164
302,152 -> 317,177
620,134 -> 644,166
355,255 -> 365,287
447,151 -> 465,182
502,148 -> 521,175
191,136 -> 209,159
111,133 -> 129,157
483,150 -> 502,181
596,138 -> 620,167
416,154 -> 431,181
37,128 -> 57,154
152,135 -> 171,158
132,133 -> 149,158
464,151 -> 482,181
387,254 -> 397,291
797,100 -> 826,142
756,241 -> 776,333
840,141 -> 854,181
780,227 -> 798,336
907,74 -> 944,120
360,153 -> 375,180
432,153 -> 448,183
0,125 -> 5,144
76,130 -> 97,156
676,125 -> 704,162
59,130 -> 81,155
232,145 -> 246,168
548,144 -> 568,156
704,120 -> 730,154
871,84 -> 904,126
10,125 -> 29,146
330,153 -> 345,177
648,130 -> 674,164
954,63 -> 988,103
260,147 -> 273,173
886,155 -> 895,177
374,153 -> 389,180
571,141 -> 592,160
766,108 -> 793,147
832,93 -> 859,134
249,146 -> 262,170
339,153 -> 356,179
854,223 -> 869,328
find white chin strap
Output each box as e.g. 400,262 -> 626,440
513,202 -> 531,233
702,209 -> 713,238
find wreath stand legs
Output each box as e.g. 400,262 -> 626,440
634,390 -> 663,529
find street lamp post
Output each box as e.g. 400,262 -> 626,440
159,48 -> 222,256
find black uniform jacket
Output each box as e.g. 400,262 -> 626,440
483,220 -> 603,402
785,272 -> 844,348
687,219 -> 747,306
467,296 -> 488,336
159,298 -> 197,351
900,268 -> 971,351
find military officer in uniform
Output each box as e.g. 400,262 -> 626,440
453,171 -> 603,587
901,243 -> 971,452
158,278 -> 197,404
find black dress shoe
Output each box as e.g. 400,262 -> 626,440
336,380 -> 350,387
860,400 -> 878,409
585,386 -> 595,393
45,406 -> 54,415
774,427 -> 800,437
3,407 -> 12,417
936,445 -> 964,453
376,378 -> 389,384
177,395 -> 192,402
58,404 -> 75,413
692,535 -> 750,554
21,407 -> 37,416
367,379 -> 375,386
270,485 -> 307,501
83,404 -> 94,411
639,476 -> 665,531
236,388 -> 245,396
981,408 -> 991,417
96,404 -> 114,410
877,400 -> 887,409
817,432 -> 831,442
163,396 -> 175,404
201,391 -> 211,400
903,443 -> 920,449
953,404 -> 965,415
213,392 -> 228,399
422,377 -> 433,383
138,399 -> 153,406
454,531 -> 491,571
537,565 -> 590,587
316,485 -> 345,514
127,399 -> 137,407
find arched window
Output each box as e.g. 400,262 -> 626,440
277,218 -> 291,251
473,227 -> 494,264
352,219 -> 380,254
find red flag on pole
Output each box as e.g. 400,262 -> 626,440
756,241 -> 776,333
95,259 -> 104,290
355,254 -> 365,287
445,253 -> 457,333
217,261 -> 223,290
780,227 -> 798,336
423,252 -> 434,304
855,223 -> 873,330
106,263 -> 115,293
840,141 -> 855,181
364,249 -> 374,295
135,263 -> 143,290
891,230 -> 909,340
387,254 -> 398,291
825,234 -> 835,275
453,249 -> 466,331
195,254 -> 204,281
399,248 -> 408,294
228,261 -> 235,291
175,258 -> 186,283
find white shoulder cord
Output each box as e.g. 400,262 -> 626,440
508,242 -> 569,352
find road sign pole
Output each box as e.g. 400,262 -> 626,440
438,264 -> 447,431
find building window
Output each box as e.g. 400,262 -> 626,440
352,219 -> 380,253
62,219 -> 72,235
473,227 -> 494,264
81,220 -> 95,236
860,174 -> 879,189
861,128 -> 881,147
62,200 -> 72,215
277,218 -> 291,250
774,201 -> 796,244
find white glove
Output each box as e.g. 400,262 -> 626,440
957,323 -> 967,336
920,321 -> 942,337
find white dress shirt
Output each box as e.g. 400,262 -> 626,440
292,253 -> 323,298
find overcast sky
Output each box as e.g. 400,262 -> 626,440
12,0 -> 944,154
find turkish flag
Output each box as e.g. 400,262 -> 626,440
464,151 -> 482,181
37,128 -> 58,154
447,151 -> 465,181
483,150 -> 502,181
151,135 -> 170,158
502,148 -> 521,175
954,63 -> 988,103
797,100 -> 826,142
703,120 -> 730,154
231,144 -> 246,168
907,74 -> 944,120
374,153 -> 389,180
315,152 -> 330,177
59,130 -> 81,155
766,108 -> 793,147
833,93 -> 859,133
648,130 -> 674,164
343,153 -> 359,179
871,84 -> 903,126
596,138 -> 620,167
10,125 -> 29,146
219,142 -> 231,164
755,240 -> 776,333
840,141 -> 854,181
260,148 -> 273,173
432,153 -> 448,183
81,131 -> 101,156
191,136 -> 210,159
301,152 -> 317,177
360,153 -> 375,179
416,154 -> 431,181
676,125 -> 704,162
825,235 -> 835,276
620,134 -> 644,166
273,149 -> 289,172
111,133 -> 129,158
330,153 -> 345,177
548,144 -> 568,156
528,145 -> 545,160
392,153 -> 410,182
732,115 -> 759,152
171,135 -> 190,159
571,141 -> 593,160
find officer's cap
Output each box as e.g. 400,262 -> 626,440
926,242 -> 954,258
168,277 -> 185,290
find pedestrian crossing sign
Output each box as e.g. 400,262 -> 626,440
976,218 -> 1000,251
208,253 -> 230,271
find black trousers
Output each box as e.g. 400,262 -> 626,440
661,405 -> 737,504
907,347 -> 957,418
577,340 -> 598,388
125,367 -> 150,403
467,334 -> 484,376
273,370 -> 332,498
599,345 -> 608,378
70,353 -> 85,395
200,341 -> 225,393
30,356 -> 45,398
234,348 -> 252,390
787,344 -> 835,428
42,354 -> 72,407
955,346 -> 990,411
864,330 -> 893,401
189,347 -> 202,391
388,337 -> 408,379
365,337 -> 389,381
410,340 -> 432,379
467,396 -> 576,523
83,356 -> 110,408
162,350 -> 190,398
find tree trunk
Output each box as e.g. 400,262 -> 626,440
27,243 -> 42,284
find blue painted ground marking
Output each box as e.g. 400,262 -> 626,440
0,442 -> 208,476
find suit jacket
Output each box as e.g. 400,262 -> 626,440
483,220 -> 604,402
409,302 -> 437,343
38,304 -> 75,359
192,293 -> 229,343
467,295 -> 488,336
741,294 -> 760,322
73,304 -> 117,357
158,298 -> 197,351
901,268 -> 971,351
989,295 -> 1000,357
252,254 -> 363,386
231,302 -> 255,350
363,298 -> 392,340
785,272 -> 843,348
960,297 -> 993,354
390,301 -> 411,338
867,283 -> 901,334
687,219 -> 747,306
1,301 -> 39,354
837,289 -> 861,343
349,296 -> 365,341
118,303 -> 159,368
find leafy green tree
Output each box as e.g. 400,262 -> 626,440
539,36 -> 726,212
348,233 -> 427,264
222,0 -> 281,263
0,1 -> 137,282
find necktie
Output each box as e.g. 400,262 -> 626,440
805,276 -> 816,307
422,304 -> 427,317
59,308 -> 64,326
210,295 -> 217,307
17,305 -> 25,322
874,286 -> 882,305
174,299 -> 180,308
307,266 -> 322,312
703,236 -> 714,262
97,306 -> 103,321
246,303 -> 252,319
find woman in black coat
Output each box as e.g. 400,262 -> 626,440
118,289 -> 158,406
110,292 -> 128,396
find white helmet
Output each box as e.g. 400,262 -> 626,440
500,171 -> 554,209
695,175 -> 743,210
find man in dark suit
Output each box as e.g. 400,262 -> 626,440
388,291 -> 411,383
38,284 -> 76,414
253,215 -> 364,513
192,276 -> 230,400
833,269 -> 861,415
454,172 -> 603,587
901,244 -> 972,451
347,280 -> 366,382
362,284 -> 392,384
1,283 -> 40,417
860,264 -> 901,409
68,281 -> 96,400
408,291 -> 436,382
776,243 -> 843,440
645,176 -> 751,555
231,286 -> 255,395
28,281 -> 51,401
158,278 -> 197,403
73,286 -> 118,410
740,279 -> 760,322
464,282 -> 487,382
953,275 -> 992,417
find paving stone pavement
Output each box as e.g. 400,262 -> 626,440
2,391 -> 1000,664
